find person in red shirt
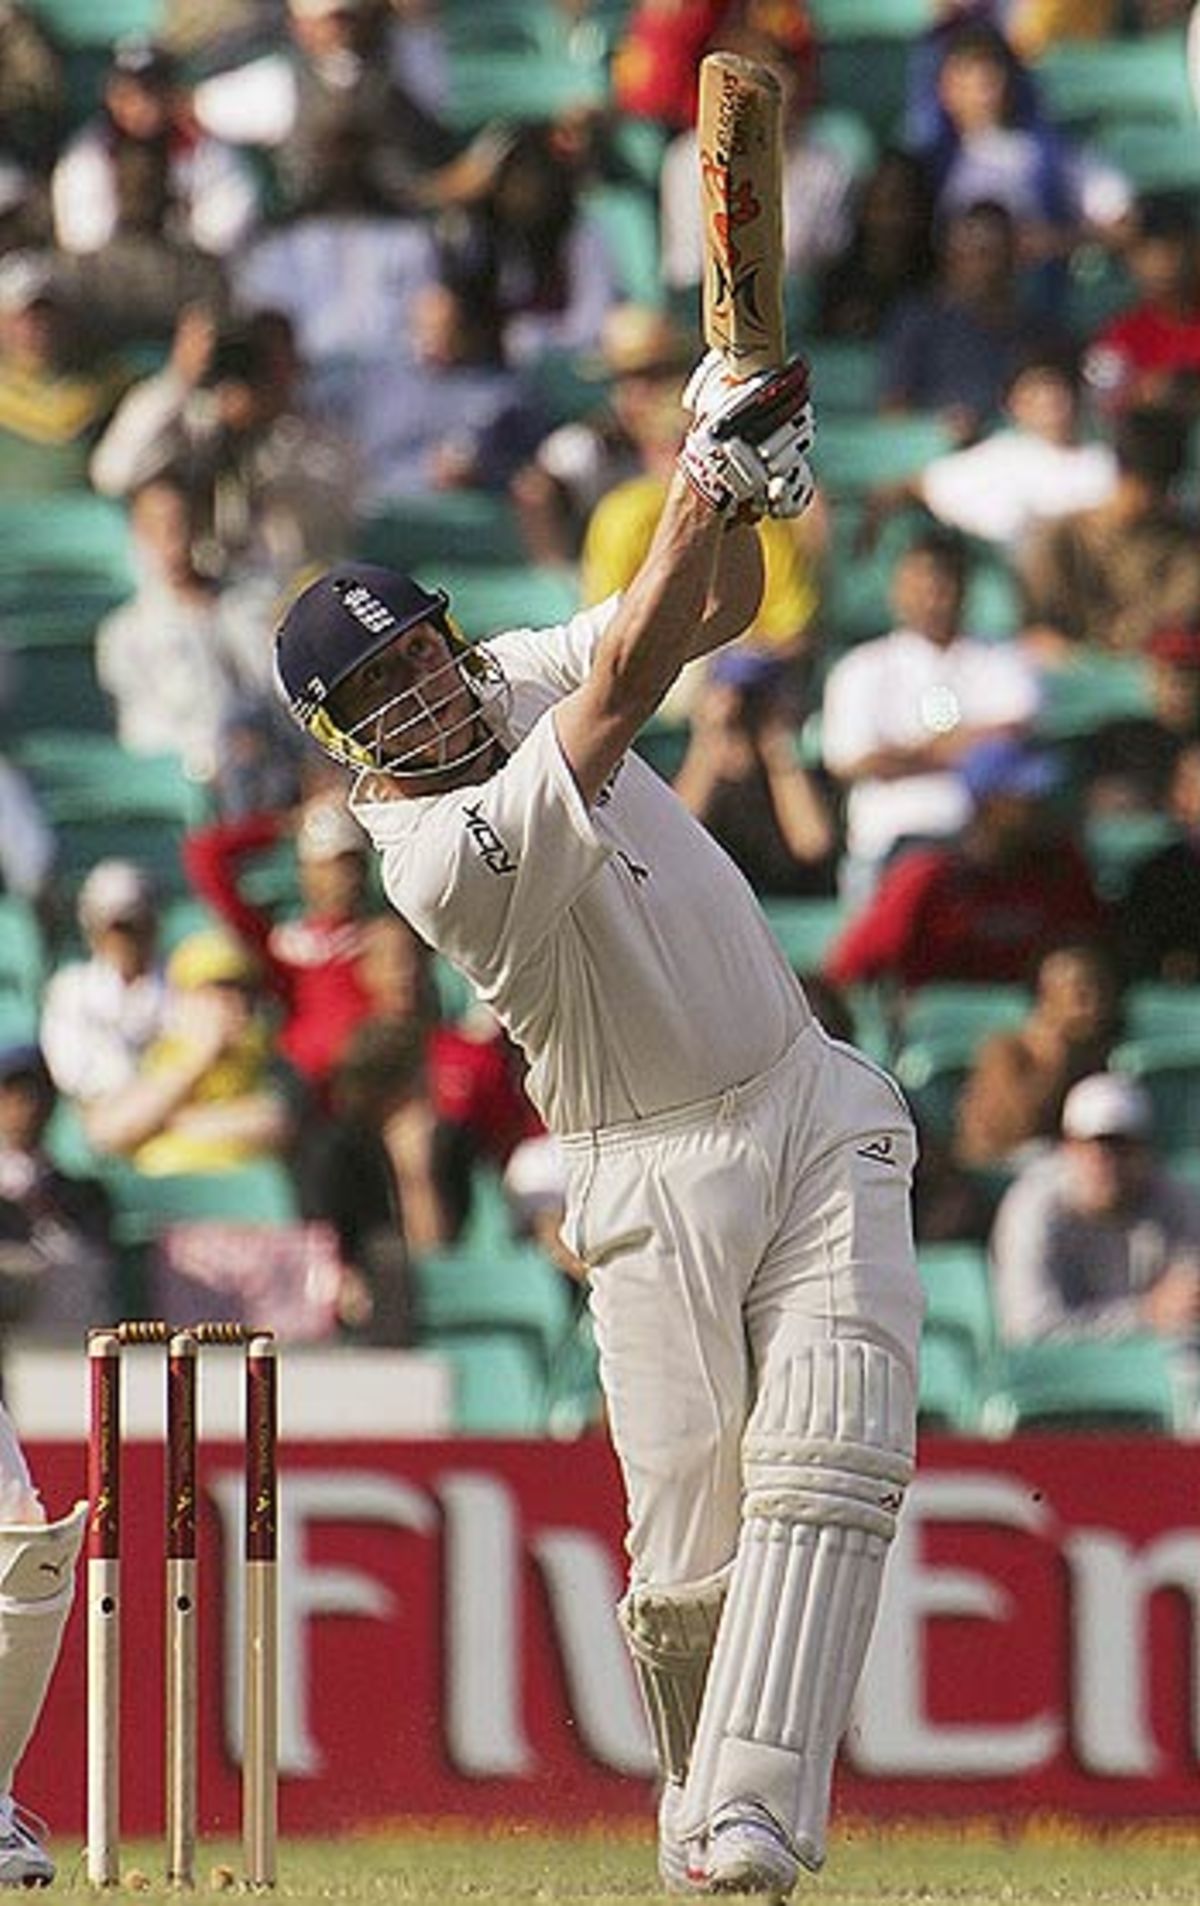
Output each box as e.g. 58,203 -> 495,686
182,791 -> 374,1089
824,738 -> 1107,989
1085,204 -> 1200,417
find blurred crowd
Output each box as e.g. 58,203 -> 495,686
1,0 -> 1200,1423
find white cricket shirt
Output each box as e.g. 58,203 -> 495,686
352,604 -> 809,1134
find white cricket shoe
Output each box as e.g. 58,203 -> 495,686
658,1781 -> 710,1895
0,1799 -> 53,1888
707,1801 -> 799,1897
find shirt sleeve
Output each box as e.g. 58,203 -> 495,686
376,713 -> 612,991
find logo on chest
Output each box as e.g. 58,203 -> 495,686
461,802 -> 518,876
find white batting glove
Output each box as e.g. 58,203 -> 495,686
682,348 -> 745,423
677,355 -> 816,518
678,414 -> 815,518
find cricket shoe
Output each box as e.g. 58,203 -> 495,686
658,1781 -> 711,1895
0,1798 -> 53,1888
706,1801 -> 800,1897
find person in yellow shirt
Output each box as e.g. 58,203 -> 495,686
580,468 -> 828,722
91,926 -> 294,1176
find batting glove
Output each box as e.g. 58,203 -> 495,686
683,349 -> 812,429
677,358 -> 816,519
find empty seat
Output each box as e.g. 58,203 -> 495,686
981,1336 -> 1180,1435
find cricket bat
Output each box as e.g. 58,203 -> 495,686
697,50 -> 786,378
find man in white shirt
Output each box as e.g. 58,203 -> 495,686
821,526 -> 1041,901
274,359 -> 923,1897
39,859 -> 168,1142
860,347 -> 1117,554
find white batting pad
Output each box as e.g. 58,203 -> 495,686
680,1339 -> 915,1868
0,1502 -> 86,1792
619,1569 -> 730,1784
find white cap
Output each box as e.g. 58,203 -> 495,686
78,859 -> 156,932
296,796 -> 367,863
503,1135 -> 567,1229
288,0 -> 369,15
1061,1072 -> 1152,1143
0,251 -> 57,314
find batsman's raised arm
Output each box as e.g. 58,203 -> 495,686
555,352 -> 814,807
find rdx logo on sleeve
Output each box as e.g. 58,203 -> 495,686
461,802 -> 518,876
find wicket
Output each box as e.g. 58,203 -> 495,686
86,1322 -> 279,1889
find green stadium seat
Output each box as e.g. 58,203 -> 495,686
1124,983 -> 1200,1041
0,641 -> 113,735
807,107 -> 877,182
1094,118 -> 1200,197
805,340 -> 878,413
545,1306 -> 602,1437
355,493 -> 525,569
103,1159 -> 300,1249
634,723 -> 689,784
432,1330 -> 549,1435
22,0 -> 164,43
918,1241 -> 995,1369
817,37 -> 911,143
11,733 -> 202,823
892,1034 -> 975,1143
806,0 -> 934,34
898,983 -> 1031,1052
1036,31 -> 1194,132
981,1335 -> 1180,1435
1034,651 -> 1149,741
1107,1033 -> 1200,1156
816,415 -> 954,498
0,897 -> 45,1020
585,183 -> 662,307
431,566 -> 580,640
1083,812 -> 1180,902
414,1238 -> 574,1372
761,896 -> 849,972
918,1330 -> 980,1433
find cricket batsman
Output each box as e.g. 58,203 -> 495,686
275,355 -> 923,1895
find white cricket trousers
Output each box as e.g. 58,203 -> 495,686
559,1021 -> 925,1589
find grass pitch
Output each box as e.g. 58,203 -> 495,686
47,1825 -> 1200,1905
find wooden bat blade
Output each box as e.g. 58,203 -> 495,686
697,51 -> 785,377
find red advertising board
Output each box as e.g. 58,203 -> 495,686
19,1432 -> 1200,1835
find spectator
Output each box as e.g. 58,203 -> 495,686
436,118 -> 620,367
824,736 -> 1107,989
94,471 -> 278,786
659,25 -> 854,305
911,20 -> 1133,268
672,649 -> 837,897
50,37 -> 259,342
295,1015 -> 454,1344
955,940 -> 1122,1169
0,748 -> 53,909
324,280 -> 547,507
0,0 -> 66,250
1115,738 -> 1200,983
511,302 -> 693,568
990,1070 -> 1200,1353
0,252 -> 128,492
1084,623 -> 1200,816
39,860 -> 168,1143
183,790 -> 375,1092
90,303 -> 359,582
820,528 -> 1041,899
879,199 -> 1070,443
610,0 -> 729,131
815,147 -> 938,344
1018,404 -> 1200,656
1006,0 -> 1121,59
0,1042 -> 117,1340
1084,204 -> 1200,419
92,925 -> 294,1175
193,0 -> 501,221
859,345 -> 1116,555
358,913 -> 544,1189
